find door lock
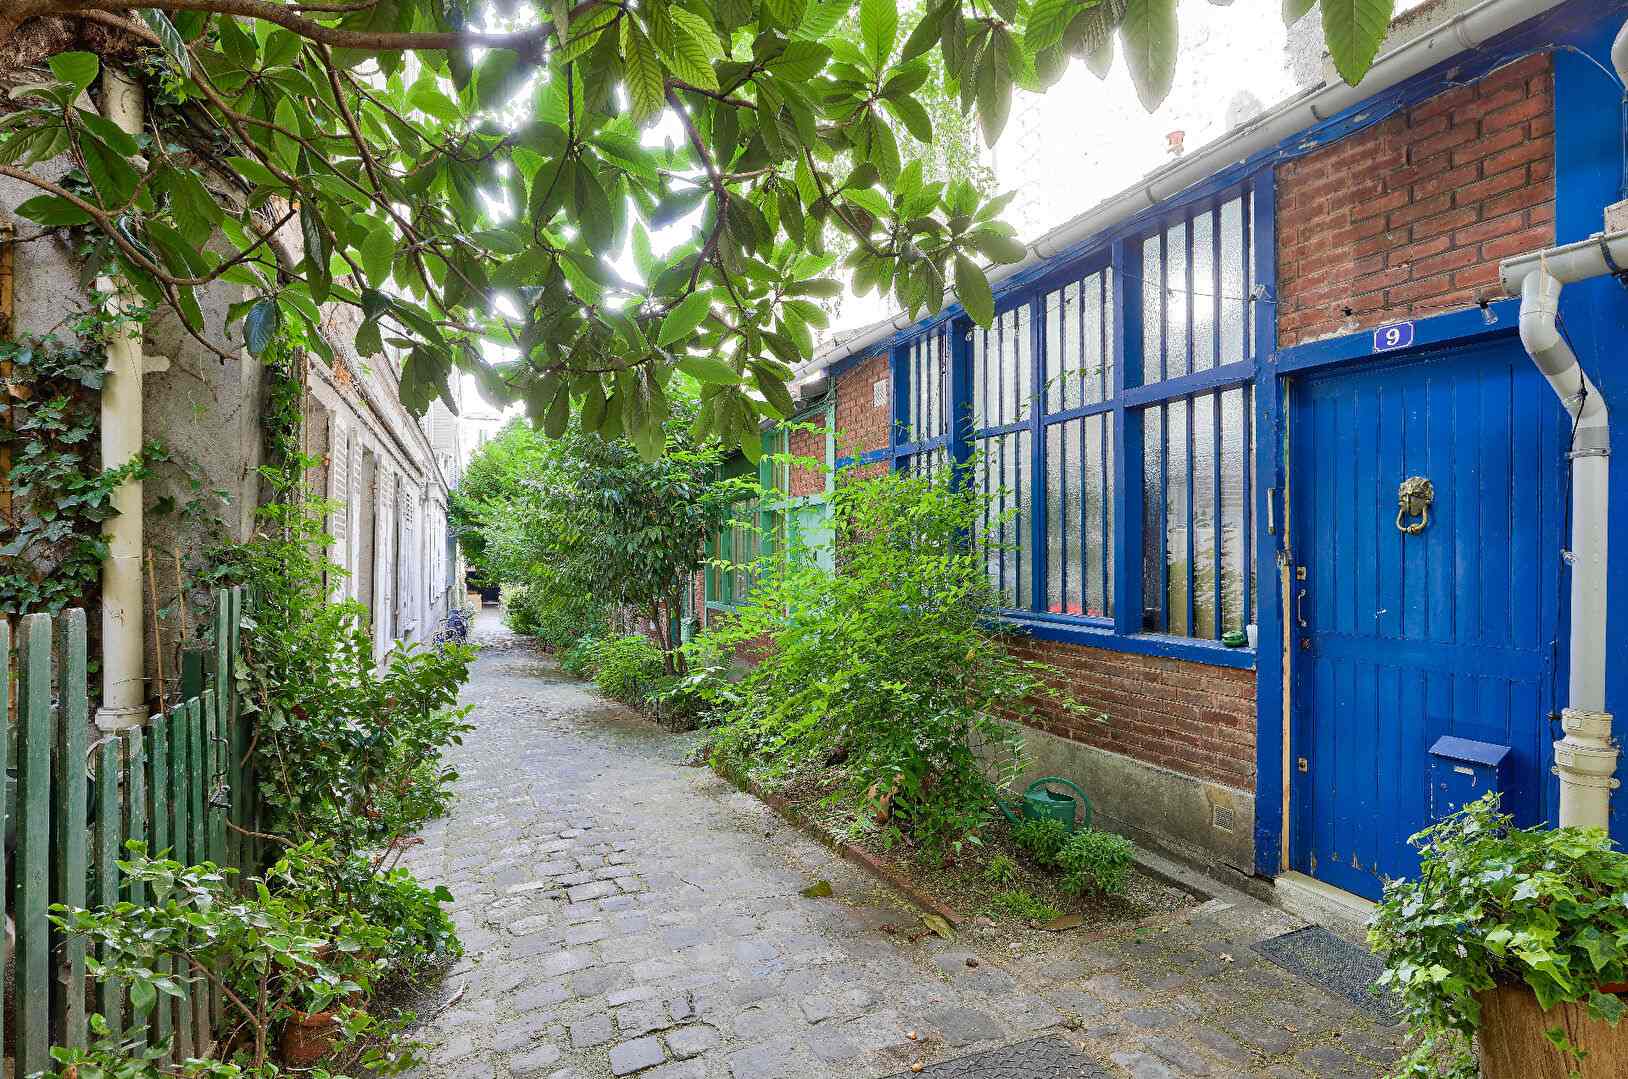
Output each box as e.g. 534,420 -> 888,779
1297,757 -> 1309,773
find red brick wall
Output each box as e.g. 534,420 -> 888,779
834,352 -> 891,478
1277,54 -> 1554,347
787,424 -> 827,498
1007,636 -> 1258,792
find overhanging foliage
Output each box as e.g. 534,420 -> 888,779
2,1 -> 1395,454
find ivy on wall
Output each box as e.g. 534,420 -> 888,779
0,303 -> 161,614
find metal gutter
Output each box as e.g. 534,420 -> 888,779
795,0 -> 1572,386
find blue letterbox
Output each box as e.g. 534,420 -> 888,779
1428,736 -> 1512,820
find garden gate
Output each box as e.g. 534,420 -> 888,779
2,586 -> 259,1076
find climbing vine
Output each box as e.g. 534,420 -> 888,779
0,301 -> 161,615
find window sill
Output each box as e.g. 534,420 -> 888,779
995,612 -> 1257,670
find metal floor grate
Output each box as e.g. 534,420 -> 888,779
1253,925 -> 1402,1023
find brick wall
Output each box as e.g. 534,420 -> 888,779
1277,53 -> 1554,347
787,424 -> 827,498
834,352 -> 891,477
1007,636 -> 1258,792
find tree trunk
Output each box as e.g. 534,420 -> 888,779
670,585 -> 688,675
649,600 -> 675,675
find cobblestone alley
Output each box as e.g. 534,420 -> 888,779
397,613 -> 1406,1079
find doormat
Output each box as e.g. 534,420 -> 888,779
884,1036 -> 1110,1078
1253,926 -> 1402,1023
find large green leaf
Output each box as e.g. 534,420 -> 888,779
621,20 -> 667,124
1322,0 -> 1394,86
953,254 -> 994,327
243,298 -> 281,356
1283,0 -> 1317,21
48,52 -> 99,95
1120,0 -> 1178,111
658,291 -> 712,346
80,135 -> 140,209
15,195 -> 93,227
139,11 -> 194,76
859,0 -> 899,69
360,220 -> 395,287
678,356 -> 742,384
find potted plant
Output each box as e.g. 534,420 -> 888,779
1369,793 -> 1627,1078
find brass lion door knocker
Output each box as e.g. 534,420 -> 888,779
1396,476 -> 1434,535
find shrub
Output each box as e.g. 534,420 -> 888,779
1056,829 -> 1135,897
50,844 -> 424,1076
270,842 -> 460,971
688,468 -> 1075,861
1012,817 -> 1069,866
985,890 -> 1062,924
232,469 -> 474,858
591,634 -> 665,703
559,634 -> 601,679
645,673 -> 715,730
504,582 -> 606,650
982,853 -> 1020,887
1369,793 -> 1628,1079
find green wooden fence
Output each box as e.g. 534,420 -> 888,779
3,586 -> 255,1076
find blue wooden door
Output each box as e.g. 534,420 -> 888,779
1289,340 -> 1566,900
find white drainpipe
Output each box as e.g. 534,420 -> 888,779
1499,229 -> 1628,831
94,67 -> 148,732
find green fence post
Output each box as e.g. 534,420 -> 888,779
170,702 -> 194,1058
189,697 -> 209,1054
95,735 -> 123,1039
53,608 -> 90,1051
149,712 -> 173,1057
227,586 -> 248,872
125,728 -> 149,1043
180,645 -> 206,704
189,697 -> 205,876
16,614 -> 55,1075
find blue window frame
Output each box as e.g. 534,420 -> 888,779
894,324 -> 954,476
884,173 -> 1268,659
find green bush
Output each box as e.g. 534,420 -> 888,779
687,467 -> 1078,862
592,634 -> 665,704
559,634 -> 601,678
1055,828 -> 1135,897
1012,817 -> 1069,866
50,844 -> 427,1077
233,470 -> 474,856
504,582 -> 606,650
645,673 -> 715,730
985,889 -> 1062,924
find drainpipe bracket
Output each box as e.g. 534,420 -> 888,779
1567,447 -> 1610,460
1561,707 -> 1616,745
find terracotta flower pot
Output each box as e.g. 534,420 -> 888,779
281,1009 -> 340,1068
1477,984 -> 1627,1079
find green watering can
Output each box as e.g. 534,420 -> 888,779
995,776 -> 1093,833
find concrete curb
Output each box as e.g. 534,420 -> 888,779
721,769 -> 968,928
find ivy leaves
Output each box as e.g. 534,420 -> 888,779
0,327 -> 152,616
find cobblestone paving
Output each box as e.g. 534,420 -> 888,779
400,612 -> 1406,1079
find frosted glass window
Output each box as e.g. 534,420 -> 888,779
1044,414 -> 1114,619
974,430 -> 1032,608
905,329 -> 949,445
1140,386 -> 1253,639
